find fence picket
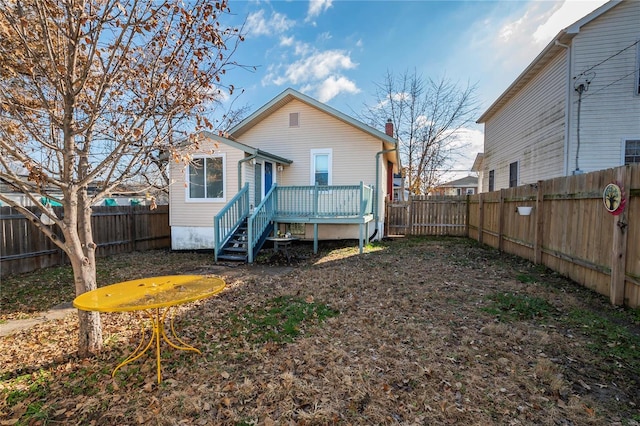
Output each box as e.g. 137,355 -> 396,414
1,205 -> 170,277
385,164 -> 639,307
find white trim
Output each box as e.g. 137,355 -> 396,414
622,138 -> 640,165
310,148 -> 332,186
185,153 -> 226,203
636,41 -> 640,96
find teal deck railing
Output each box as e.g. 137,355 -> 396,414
247,184 -> 277,263
274,182 -> 374,218
215,182 -> 375,262
214,183 -> 249,262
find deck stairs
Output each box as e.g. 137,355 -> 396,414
216,218 -> 273,262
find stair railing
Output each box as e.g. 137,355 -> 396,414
247,183 -> 277,263
214,183 -> 249,262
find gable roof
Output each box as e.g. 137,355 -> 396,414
199,131 -> 292,165
477,0 -> 622,123
229,87 -> 399,156
439,176 -> 478,188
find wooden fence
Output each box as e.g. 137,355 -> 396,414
0,205 -> 171,277
386,163 -> 640,308
386,195 -> 468,237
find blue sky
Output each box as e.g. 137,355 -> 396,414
219,0 -> 609,179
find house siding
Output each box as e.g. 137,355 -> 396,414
169,139 -> 245,227
237,99 -> 389,224
482,51 -> 567,191
567,0 -> 640,173
480,1 -> 640,192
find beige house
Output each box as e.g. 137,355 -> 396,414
432,176 -> 478,196
476,0 -> 640,192
169,88 -> 400,261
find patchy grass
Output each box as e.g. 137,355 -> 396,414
1,237 -> 639,425
228,296 -> 339,344
483,292 -> 556,321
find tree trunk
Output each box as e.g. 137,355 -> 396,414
66,189 -> 103,357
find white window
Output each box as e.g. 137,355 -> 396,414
466,188 -> 475,195
624,139 -> 640,164
187,155 -> 225,202
310,149 -> 332,186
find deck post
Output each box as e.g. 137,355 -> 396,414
313,223 -> 318,254
359,223 -> 364,253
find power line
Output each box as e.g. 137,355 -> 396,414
573,40 -> 639,81
574,67 -> 640,103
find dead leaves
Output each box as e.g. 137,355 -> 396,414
1,239 -> 638,425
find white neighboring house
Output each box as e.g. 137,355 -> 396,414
475,0 -> 640,192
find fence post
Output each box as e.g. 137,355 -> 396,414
499,189 -> 505,251
478,193 -> 484,244
128,208 -> 137,251
610,166 -> 630,305
534,180 -> 544,264
465,195 -> 470,237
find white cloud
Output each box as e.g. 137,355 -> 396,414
262,48 -> 359,102
246,9 -> 294,37
281,50 -> 357,84
279,36 -> 295,47
315,76 -> 360,102
306,0 -> 332,22
533,0 -> 608,44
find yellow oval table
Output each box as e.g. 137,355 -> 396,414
74,275 -> 225,383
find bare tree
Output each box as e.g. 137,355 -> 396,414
0,0 -> 245,356
144,101 -> 252,196
361,70 -> 479,195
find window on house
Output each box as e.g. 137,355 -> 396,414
636,42 -> 640,95
488,170 -> 495,192
188,156 -> 225,201
625,139 -> 640,164
509,162 -> 518,188
289,112 -> 299,127
466,188 -> 475,195
310,149 -> 332,186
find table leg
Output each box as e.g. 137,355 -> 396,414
112,308 -> 202,384
112,310 -> 155,380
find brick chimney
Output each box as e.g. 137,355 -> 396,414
385,119 -> 393,137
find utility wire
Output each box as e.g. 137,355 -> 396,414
573,67 -> 640,103
573,40 -> 640,81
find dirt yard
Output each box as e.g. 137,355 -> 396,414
1,237 -> 639,425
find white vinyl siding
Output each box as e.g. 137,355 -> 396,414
483,51 -> 567,190
568,1 -> 640,170
235,100 -> 381,186
235,99 -> 387,222
169,139 -> 244,228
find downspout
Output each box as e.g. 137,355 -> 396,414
373,147 -> 397,241
555,39 -> 572,176
238,154 -> 256,191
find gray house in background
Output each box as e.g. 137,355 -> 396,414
475,0 -> 640,192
